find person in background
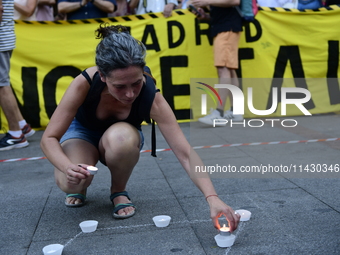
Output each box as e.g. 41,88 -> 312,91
40,24 -> 240,231
257,0 -> 322,9
0,0 -> 35,151
325,0 -> 340,5
176,0 -> 190,9
0,0 -> 3,19
14,0 -> 38,20
129,0 -> 177,17
36,0 -> 55,21
257,0 -> 286,7
108,0 -> 129,16
191,0 -> 244,126
296,0 -> 322,9
57,0 -> 116,20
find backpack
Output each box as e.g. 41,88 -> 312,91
236,0 -> 258,22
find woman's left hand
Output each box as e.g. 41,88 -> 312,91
206,195 -> 241,232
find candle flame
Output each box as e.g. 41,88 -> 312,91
220,224 -> 230,232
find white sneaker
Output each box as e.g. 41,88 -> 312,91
224,110 -> 244,121
198,109 -> 226,126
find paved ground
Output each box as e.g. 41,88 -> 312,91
1,115 -> 340,255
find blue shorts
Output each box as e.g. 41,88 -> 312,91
60,118 -> 144,150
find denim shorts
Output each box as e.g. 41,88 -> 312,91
60,118 -> 144,150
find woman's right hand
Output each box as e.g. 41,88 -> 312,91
207,195 -> 240,232
65,164 -> 90,185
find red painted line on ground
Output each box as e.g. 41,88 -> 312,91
0,156 -> 47,163
1,138 -> 339,163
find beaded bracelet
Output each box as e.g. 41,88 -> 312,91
205,194 -> 218,201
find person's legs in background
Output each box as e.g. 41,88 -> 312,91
217,67 -> 243,121
0,50 -> 35,151
198,31 -> 243,126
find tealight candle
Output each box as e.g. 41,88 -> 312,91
87,166 -> 98,175
42,244 -> 64,255
235,209 -> 251,221
219,224 -> 231,236
152,215 -> 171,227
214,224 -> 235,247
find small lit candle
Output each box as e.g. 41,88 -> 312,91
219,224 -> 231,236
215,224 -> 235,247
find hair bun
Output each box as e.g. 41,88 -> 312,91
95,23 -> 130,40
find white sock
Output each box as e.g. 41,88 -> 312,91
8,130 -> 23,138
18,120 -> 27,129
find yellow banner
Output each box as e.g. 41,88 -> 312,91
1,7 -> 340,131
235,6 -> 340,118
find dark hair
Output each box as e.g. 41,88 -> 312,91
95,24 -> 146,77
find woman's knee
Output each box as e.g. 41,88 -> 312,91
100,123 -> 140,153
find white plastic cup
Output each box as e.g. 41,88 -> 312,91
87,166 -> 98,175
152,215 -> 171,227
42,244 -> 64,255
214,234 -> 236,248
79,220 -> 98,233
235,209 -> 251,221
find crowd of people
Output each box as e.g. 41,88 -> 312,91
258,0 -> 339,9
9,0 -> 177,21
3,0 -> 339,21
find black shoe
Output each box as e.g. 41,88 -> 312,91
0,133 -> 29,151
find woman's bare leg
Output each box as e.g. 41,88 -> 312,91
99,122 -> 141,216
55,139 -> 100,205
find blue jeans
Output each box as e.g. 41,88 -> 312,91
298,0 -> 322,9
